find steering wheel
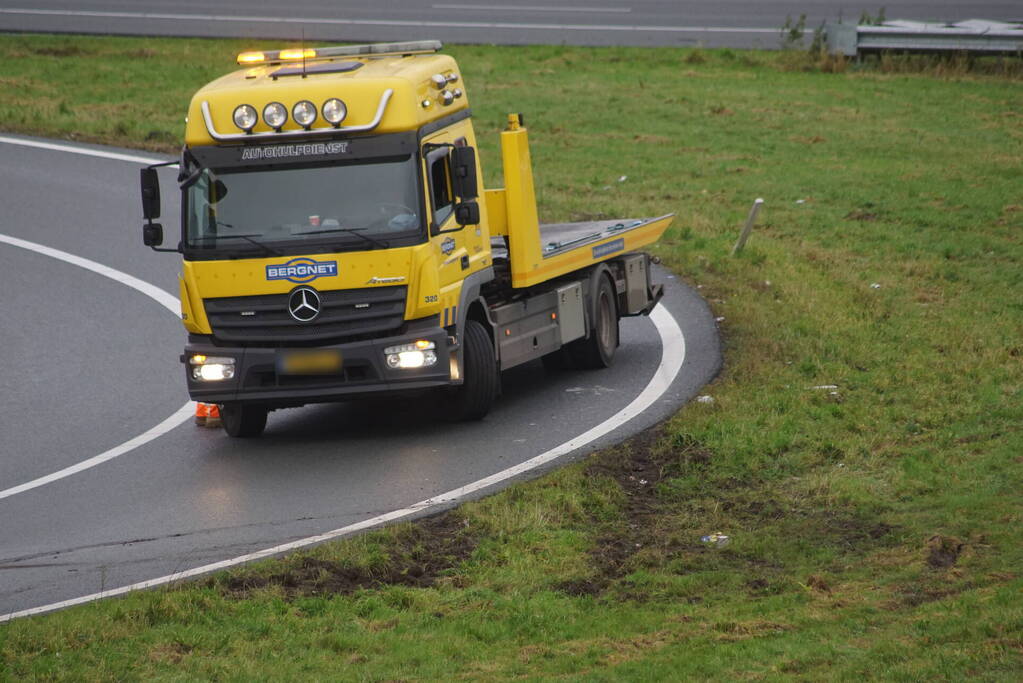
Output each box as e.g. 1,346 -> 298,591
376,203 -> 418,231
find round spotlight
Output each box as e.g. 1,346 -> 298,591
292,100 -> 317,128
322,98 -> 348,126
262,102 -> 287,130
233,104 -> 258,132
440,90 -> 455,106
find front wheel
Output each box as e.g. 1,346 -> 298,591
221,403 -> 268,438
448,319 -> 498,420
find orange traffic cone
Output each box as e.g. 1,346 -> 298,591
195,402 -> 209,426
206,404 -> 222,428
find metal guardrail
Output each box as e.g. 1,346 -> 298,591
826,19 -> 1023,57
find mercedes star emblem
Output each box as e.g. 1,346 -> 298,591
288,286 -> 321,322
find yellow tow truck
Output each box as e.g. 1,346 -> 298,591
139,40 -> 673,437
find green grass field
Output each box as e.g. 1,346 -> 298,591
1,34 -> 1021,680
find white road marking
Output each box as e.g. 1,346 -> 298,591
0,134 -> 169,167
0,7 -> 780,34
0,233 -> 178,314
0,305 -> 685,622
432,4 -> 632,13
0,404 -> 194,502
0,233 -> 192,501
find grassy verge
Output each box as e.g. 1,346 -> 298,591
1,34 -> 1021,680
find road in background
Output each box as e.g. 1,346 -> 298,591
0,1 -> 1020,49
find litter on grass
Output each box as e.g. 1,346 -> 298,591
696,395 -> 715,404
701,532 -> 730,548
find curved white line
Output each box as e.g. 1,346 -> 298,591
0,305 -> 686,621
0,234 -> 192,501
0,134 -> 169,166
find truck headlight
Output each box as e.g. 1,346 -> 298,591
322,98 -> 347,125
233,104 -> 257,132
190,354 -> 236,381
384,341 -> 437,369
262,102 -> 287,130
292,100 -> 317,128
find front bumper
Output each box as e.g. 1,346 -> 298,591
182,321 -> 456,407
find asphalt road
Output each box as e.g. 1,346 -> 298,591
0,134 -> 720,619
0,1 -> 1019,48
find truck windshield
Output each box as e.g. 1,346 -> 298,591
184,157 -> 422,255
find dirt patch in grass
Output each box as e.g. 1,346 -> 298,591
31,46 -> 88,58
556,427 -> 703,596
845,208 -> 880,221
214,513 -> 475,599
584,428 -> 677,583
926,534 -> 964,569
557,424 -> 898,598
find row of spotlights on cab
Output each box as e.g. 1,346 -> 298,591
232,98 -> 348,133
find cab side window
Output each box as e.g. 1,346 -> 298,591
426,147 -> 453,228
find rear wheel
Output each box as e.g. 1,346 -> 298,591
449,319 -> 498,420
221,403 -> 268,438
569,274 -> 618,369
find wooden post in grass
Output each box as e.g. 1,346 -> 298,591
731,198 -> 764,256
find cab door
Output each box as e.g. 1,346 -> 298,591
422,133 -> 484,329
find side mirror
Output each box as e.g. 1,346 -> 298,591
455,201 -> 480,227
140,168 -> 161,220
143,222 -> 164,247
450,146 -> 479,200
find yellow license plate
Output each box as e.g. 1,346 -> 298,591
278,349 -> 343,375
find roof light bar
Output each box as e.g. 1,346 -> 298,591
235,40 -> 442,65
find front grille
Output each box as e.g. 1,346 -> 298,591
204,286 -> 407,344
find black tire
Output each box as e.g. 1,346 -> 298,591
450,319 -> 498,420
569,274 -> 618,369
221,403 -> 268,438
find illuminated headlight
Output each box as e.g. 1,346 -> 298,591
262,101 -> 287,129
322,98 -> 347,125
190,355 -> 236,381
292,100 -> 317,128
233,104 -> 257,132
384,341 -> 437,369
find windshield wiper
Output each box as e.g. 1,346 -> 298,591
189,233 -> 283,257
291,227 -> 389,249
